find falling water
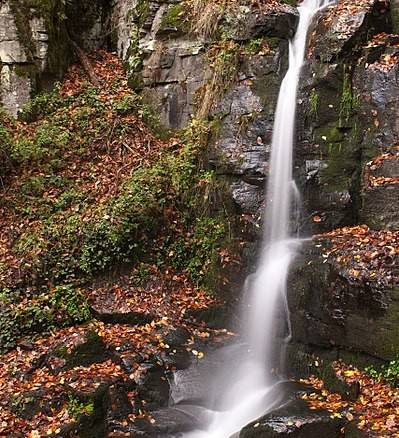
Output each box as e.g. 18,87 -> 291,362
182,1 -> 334,436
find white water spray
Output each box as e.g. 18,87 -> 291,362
183,1 -> 333,436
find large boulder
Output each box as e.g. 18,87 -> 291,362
240,382 -> 345,438
288,228 -> 399,365
240,400 -> 344,438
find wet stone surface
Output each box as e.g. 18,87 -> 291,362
239,399 -> 344,438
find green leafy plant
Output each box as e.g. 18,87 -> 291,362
243,38 -> 264,55
366,358 -> 399,387
0,285 -> 91,353
168,217 -> 226,287
67,395 -> 94,419
339,68 -> 358,127
19,84 -> 66,122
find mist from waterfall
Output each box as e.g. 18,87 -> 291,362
182,1 -> 334,436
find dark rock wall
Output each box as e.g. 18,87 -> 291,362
287,0 -> 399,368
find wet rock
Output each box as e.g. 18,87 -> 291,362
310,0 -> 390,63
295,1 -> 397,235
288,241 -> 399,362
136,362 -> 171,410
361,184 -> 399,230
162,327 -> 191,348
392,0 -> 399,33
124,1 -> 293,135
92,307 -> 154,325
91,300 -> 154,326
240,399 -> 345,438
185,303 -> 231,329
223,5 -> 299,41
344,422 -> 376,437
354,61 -> 399,158
112,406 -> 202,437
169,344 -> 247,406
105,383 -> 133,427
360,154 -> 399,230
119,353 -> 142,374
140,41 -> 207,129
231,179 -> 265,217
50,330 -> 109,371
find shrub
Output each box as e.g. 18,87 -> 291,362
0,285 -> 91,353
168,217 -> 226,287
19,84 -> 66,122
0,111 -> 15,180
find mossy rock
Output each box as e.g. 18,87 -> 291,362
53,331 -> 108,369
159,4 -> 189,35
321,363 -> 360,401
9,389 -> 67,420
391,0 -> 399,34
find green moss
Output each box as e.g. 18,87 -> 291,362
390,2 -> 399,34
125,0 -> 153,86
126,27 -> 143,87
11,122 -> 71,164
309,88 -> 319,122
160,4 -> 189,33
377,290 -> 399,360
79,118 -> 221,278
19,84 -> 66,122
243,38 -> 264,55
167,216 -> 227,288
339,67 -> 358,127
315,125 -> 359,192
1,71 -> 235,351
13,64 -> 38,79
366,356 -> 399,387
136,0 -> 150,26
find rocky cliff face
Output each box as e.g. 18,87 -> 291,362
1,0 -> 398,371
0,0 -> 109,115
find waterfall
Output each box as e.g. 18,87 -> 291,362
183,1 -> 334,436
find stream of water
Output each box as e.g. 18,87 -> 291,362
181,1 -> 334,436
